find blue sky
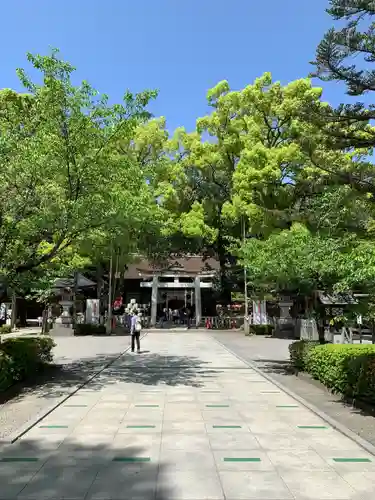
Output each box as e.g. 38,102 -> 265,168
1,0 -> 345,132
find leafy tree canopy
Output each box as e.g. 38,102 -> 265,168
0,49 -> 159,287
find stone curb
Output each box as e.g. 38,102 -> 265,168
1,332 -> 148,444
211,335 -> 375,458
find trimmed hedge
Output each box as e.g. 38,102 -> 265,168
289,340 -> 319,370
0,336 -> 55,392
289,340 -> 375,404
249,324 -> 274,336
74,323 -> 106,336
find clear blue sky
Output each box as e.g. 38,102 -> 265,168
1,0 -> 345,132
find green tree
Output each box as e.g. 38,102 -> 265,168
240,222 -> 375,305
310,0 -> 375,149
0,49 -> 157,288
159,74 -> 342,299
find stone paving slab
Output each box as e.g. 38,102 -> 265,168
210,330 -> 375,449
0,332 -> 374,499
0,336 -> 134,440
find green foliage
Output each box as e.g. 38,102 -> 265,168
160,73 -> 328,296
0,336 -> 55,391
74,323 -> 106,336
0,351 -> 14,392
240,222 -> 375,299
289,340 -> 320,371
0,325 -> 12,334
0,49 -> 159,288
248,324 -> 274,336
309,1 -> 375,149
305,344 -> 375,404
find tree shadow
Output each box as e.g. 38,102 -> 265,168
250,358 -> 296,376
0,435 -> 174,499
0,352 -> 221,404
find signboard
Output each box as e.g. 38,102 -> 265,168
86,299 -> 100,324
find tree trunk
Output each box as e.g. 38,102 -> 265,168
10,292 -> 17,330
217,238 -> 231,304
96,265 -> 103,300
42,307 -> 48,334
72,271 -> 78,328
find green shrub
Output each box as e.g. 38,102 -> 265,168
0,336 -> 55,386
0,351 -> 15,391
289,340 -> 319,370
0,325 -> 12,334
305,343 -> 375,404
249,324 -> 274,336
74,323 -> 106,336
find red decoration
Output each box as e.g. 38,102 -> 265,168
113,297 -> 123,309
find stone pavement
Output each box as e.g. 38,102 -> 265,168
0,336 -> 132,440
0,332 -> 374,499
209,331 -> 375,448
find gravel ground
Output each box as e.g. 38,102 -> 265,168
0,335 -> 132,440
209,331 -> 375,447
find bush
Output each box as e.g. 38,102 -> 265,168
0,336 -> 55,390
0,351 -> 15,391
0,325 -> 12,334
305,343 -> 375,404
74,323 -> 106,336
249,324 -> 274,336
289,340 -> 319,371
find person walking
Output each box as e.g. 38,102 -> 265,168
186,307 -> 191,329
130,311 -> 142,353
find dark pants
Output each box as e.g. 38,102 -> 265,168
131,332 -> 140,351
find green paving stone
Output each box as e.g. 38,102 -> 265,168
113,457 -> 151,462
333,458 -> 371,463
223,457 -> 261,462
134,404 -> 159,407
39,425 -> 69,429
276,405 -> 299,408
0,458 -> 39,462
202,390 -> 220,393
212,425 -> 242,429
261,391 -> 280,394
126,425 -> 156,428
206,405 -> 230,408
297,425 -> 328,429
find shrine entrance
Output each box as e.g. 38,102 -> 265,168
159,289 -> 194,311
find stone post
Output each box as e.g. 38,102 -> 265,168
194,276 -> 202,328
151,276 -> 158,326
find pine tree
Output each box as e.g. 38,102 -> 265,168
310,0 -> 375,148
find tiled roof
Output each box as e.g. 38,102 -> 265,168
124,256 -> 219,279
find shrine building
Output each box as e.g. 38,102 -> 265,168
123,255 -> 219,326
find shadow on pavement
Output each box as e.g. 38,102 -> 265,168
250,358 -> 295,376
0,437 -> 172,499
0,353 -> 220,403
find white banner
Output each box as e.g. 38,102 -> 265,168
86,299 -> 100,324
252,300 -> 267,325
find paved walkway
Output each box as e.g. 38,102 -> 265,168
0,337 -> 132,440
0,332 -> 374,499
